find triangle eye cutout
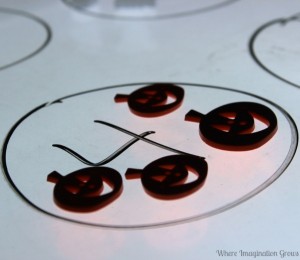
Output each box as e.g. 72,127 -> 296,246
114,83 -> 184,117
185,102 -> 278,151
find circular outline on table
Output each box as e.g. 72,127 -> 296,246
1,82 -> 298,229
249,14 -> 300,89
61,0 -> 240,20
0,7 -> 52,71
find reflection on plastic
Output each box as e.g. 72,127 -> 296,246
61,0 -> 240,19
115,0 -> 155,9
185,102 -> 278,151
64,0 -> 97,7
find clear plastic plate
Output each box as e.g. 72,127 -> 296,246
61,0 -> 239,19
2,82 -> 297,228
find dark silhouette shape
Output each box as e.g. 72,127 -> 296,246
185,102 -> 278,151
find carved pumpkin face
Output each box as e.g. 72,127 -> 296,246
47,167 -> 123,212
125,154 -> 207,200
2,82 -> 296,228
185,102 -> 278,151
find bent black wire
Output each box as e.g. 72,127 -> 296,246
53,131 -> 154,166
94,120 -> 203,158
